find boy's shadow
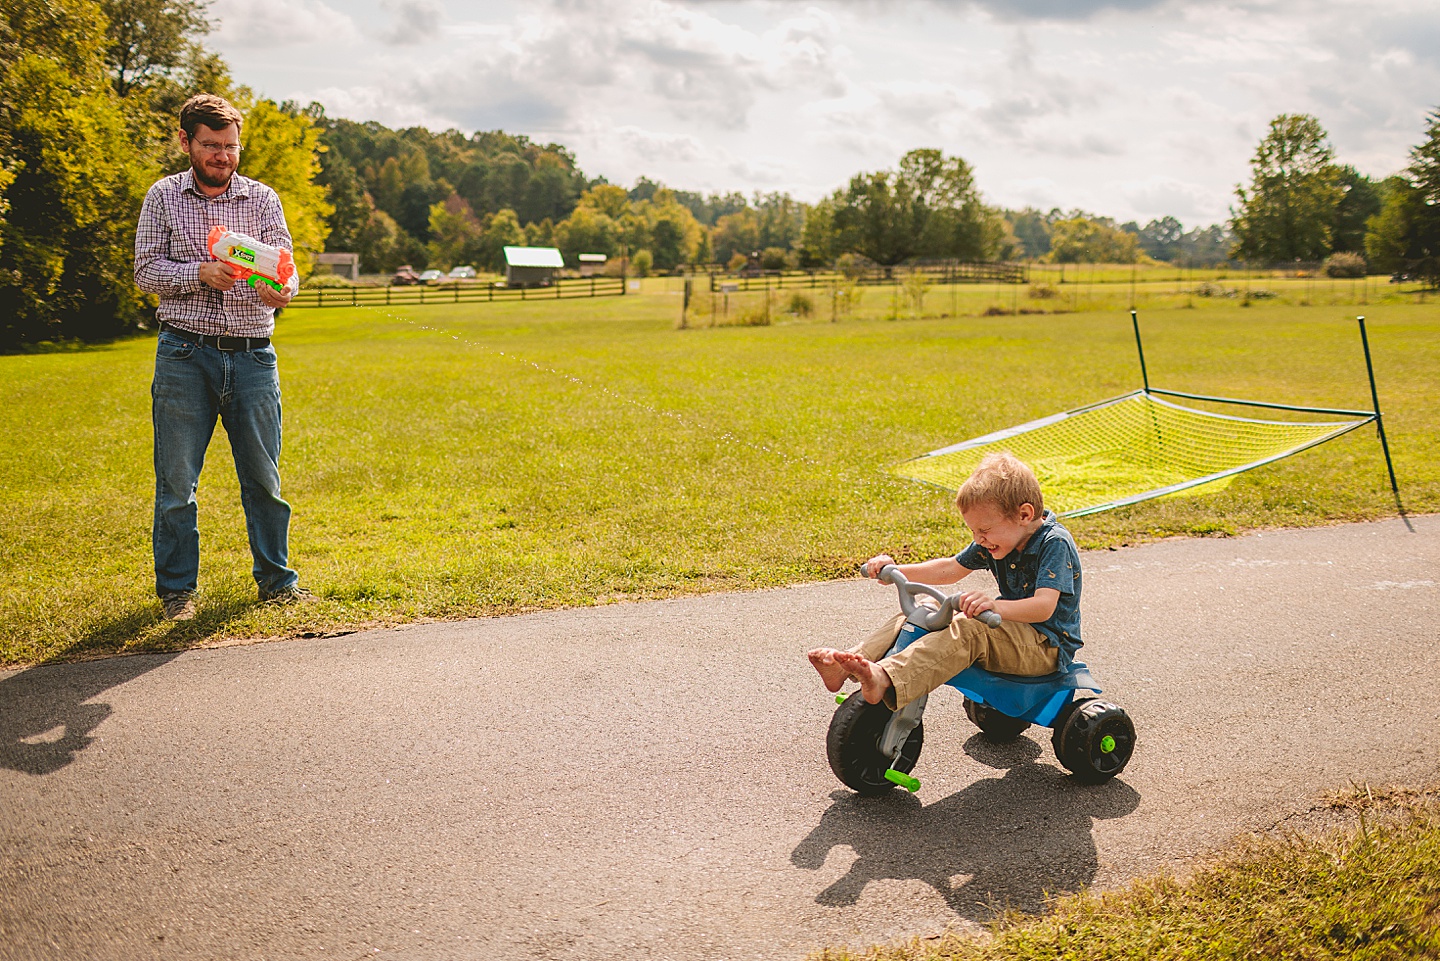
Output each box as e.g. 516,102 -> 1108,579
791,734 -> 1141,919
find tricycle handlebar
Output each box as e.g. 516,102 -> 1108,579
868,564 -> 1003,631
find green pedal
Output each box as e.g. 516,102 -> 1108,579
884,769 -> 920,793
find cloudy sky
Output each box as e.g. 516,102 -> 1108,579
211,0 -> 1439,227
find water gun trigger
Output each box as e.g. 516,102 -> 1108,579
245,273 -> 285,293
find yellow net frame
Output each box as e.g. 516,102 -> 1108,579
892,389 -> 1375,517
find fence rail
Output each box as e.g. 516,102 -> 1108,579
707,262 -> 1028,292
290,275 -> 627,309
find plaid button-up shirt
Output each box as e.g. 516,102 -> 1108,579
134,168 -> 296,338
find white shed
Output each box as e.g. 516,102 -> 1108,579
503,246 -> 565,287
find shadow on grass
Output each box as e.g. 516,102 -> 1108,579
791,734 -> 1141,921
0,595 -> 258,776
0,328 -> 152,357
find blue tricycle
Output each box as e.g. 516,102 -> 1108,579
827,565 -> 1137,795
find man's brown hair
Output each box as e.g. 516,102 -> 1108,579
956,452 -> 1044,518
180,94 -> 243,139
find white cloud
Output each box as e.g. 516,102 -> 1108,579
207,0 -> 1438,225
214,0 -> 360,49
378,0 -> 444,45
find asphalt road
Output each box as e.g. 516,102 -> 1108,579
2,515 -> 1437,960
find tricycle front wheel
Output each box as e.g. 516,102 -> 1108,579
826,692 -> 924,796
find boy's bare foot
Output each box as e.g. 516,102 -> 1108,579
832,651 -> 893,705
807,648 -> 850,692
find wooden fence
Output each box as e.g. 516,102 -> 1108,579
290,275 -> 627,309
707,262 -> 1027,292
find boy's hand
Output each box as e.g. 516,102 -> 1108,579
957,591 -> 996,620
862,554 -> 896,578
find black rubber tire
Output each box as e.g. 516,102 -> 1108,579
1051,697 -> 1135,784
826,692 -> 924,796
963,698 -> 1032,742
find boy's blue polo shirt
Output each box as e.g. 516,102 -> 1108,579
955,510 -> 1083,669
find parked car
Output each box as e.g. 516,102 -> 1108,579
391,265 -> 421,286
419,269 -> 445,284
448,265 -> 477,280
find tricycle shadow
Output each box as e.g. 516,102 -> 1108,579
791,734 -> 1141,920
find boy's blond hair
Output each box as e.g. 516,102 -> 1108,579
956,452 -> 1044,518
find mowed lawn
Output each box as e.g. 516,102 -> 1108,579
2,287 -> 1436,666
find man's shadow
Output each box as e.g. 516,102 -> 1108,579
792,734 -> 1141,920
0,596 -> 254,776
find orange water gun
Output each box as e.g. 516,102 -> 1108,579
207,225 -> 296,294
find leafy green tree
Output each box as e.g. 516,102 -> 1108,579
99,0 -> 210,98
1365,110 -> 1440,286
315,151 -> 369,254
901,148 -> 1000,260
0,0 -> 156,346
552,204 -> 619,262
354,206 -> 402,273
1231,114 -> 1342,263
1331,165 -> 1381,255
523,217 -> 553,248
753,192 -> 805,252
373,155 -> 405,214
832,170 -> 914,265
235,94 -> 333,277
712,208 -> 760,264
636,190 -> 704,270
1135,216 -> 1184,260
578,184 -> 632,221
798,197 -> 836,267
427,195 -> 482,269
1045,215 -> 1143,263
1007,207 -> 1055,259
830,149 -> 998,265
475,207 -> 524,271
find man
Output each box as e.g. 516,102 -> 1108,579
134,93 -> 309,621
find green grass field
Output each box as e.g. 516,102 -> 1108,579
2,284 -> 1436,667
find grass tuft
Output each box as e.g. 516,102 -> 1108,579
810,791 -> 1440,961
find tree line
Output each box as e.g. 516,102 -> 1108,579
316,119 -> 1240,277
1231,112 -> 1440,286
2,0 -> 1437,349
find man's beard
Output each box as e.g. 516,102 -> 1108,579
192,160 -> 233,190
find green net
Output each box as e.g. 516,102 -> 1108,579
892,390 -> 1374,517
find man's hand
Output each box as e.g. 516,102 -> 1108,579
199,261 -> 238,291
255,281 -> 294,310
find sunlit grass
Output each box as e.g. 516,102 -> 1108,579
2,289 -> 1435,666
809,788 -> 1440,961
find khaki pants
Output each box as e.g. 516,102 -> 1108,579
854,612 -> 1059,711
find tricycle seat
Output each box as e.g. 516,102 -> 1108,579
891,620 -> 1100,728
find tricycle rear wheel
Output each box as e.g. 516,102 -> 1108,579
1051,697 -> 1135,783
963,698 -> 1032,742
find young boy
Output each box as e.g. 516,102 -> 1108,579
809,452 -> 1082,711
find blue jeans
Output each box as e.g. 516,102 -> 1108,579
151,330 -> 297,597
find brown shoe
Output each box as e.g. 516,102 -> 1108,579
260,585 -> 315,605
161,592 -> 197,621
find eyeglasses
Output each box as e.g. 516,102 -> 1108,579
193,141 -> 242,155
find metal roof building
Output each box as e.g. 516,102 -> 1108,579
503,246 -> 565,287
